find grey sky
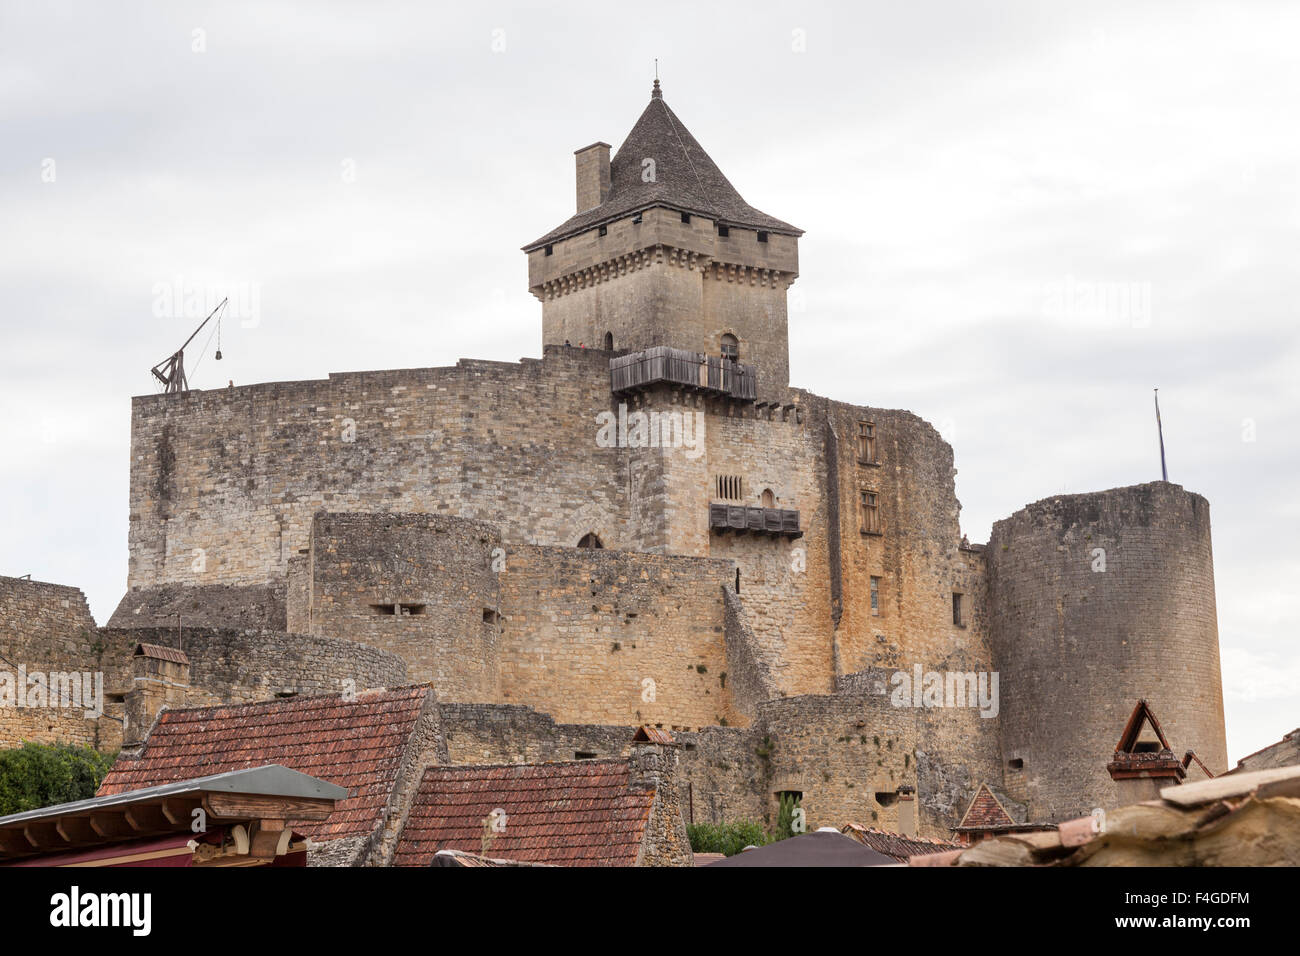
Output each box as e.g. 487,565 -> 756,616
2,0 -> 1295,762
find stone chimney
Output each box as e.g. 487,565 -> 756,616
574,142 -> 611,212
629,726 -> 679,791
898,784 -> 917,836
123,643 -> 190,748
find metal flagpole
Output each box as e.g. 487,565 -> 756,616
1154,388 -> 1168,481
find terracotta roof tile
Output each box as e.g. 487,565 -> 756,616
840,824 -> 960,862
97,685 -> 431,841
955,783 -> 1016,830
393,760 -> 655,867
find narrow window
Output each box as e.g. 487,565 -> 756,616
681,211 -> 691,224
603,331 -> 614,350
715,475 -> 743,500
544,244 -> 553,256
717,224 -> 730,237
757,230 -> 768,243
761,488 -> 775,509
632,211 -> 643,224
861,490 -> 881,534
857,421 -> 876,463
598,224 -> 608,237
720,333 -> 739,362
870,576 -> 880,616
952,592 -> 965,627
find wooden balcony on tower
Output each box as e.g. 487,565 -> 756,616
610,346 -> 756,402
708,503 -> 802,538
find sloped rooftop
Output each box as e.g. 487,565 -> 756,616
524,81 -> 802,251
97,685 -> 433,841
392,760 -> 656,867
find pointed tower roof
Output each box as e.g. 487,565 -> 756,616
955,783 -> 1016,831
523,83 -> 802,251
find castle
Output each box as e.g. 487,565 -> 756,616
0,83 -> 1228,838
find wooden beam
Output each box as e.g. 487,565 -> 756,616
0,828 -> 36,856
125,804 -> 172,833
204,792 -> 336,822
89,810 -> 135,839
161,796 -> 201,826
56,816 -> 98,845
22,820 -> 67,851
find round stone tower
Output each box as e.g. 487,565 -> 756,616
986,481 -> 1227,822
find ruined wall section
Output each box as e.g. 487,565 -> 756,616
0,577 -> 115,750
754,692 -> 1004,839
107,583 -> 287,630
96,626 -> 407,708
126,348 -> 634,591
986,482 -> 1227,822
819,398 -> 991,686
436,694 -> 998,839
496,545 -> 740,728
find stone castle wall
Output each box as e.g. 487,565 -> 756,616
0,577 -> 122,751
123,344 -> 988,712
125,348 -> 635,590
98,626 -> 409,708
437,693 -> 1000,839
289,512 -> 501,701
986,481 -> 1228,822
496,544 -> 740,728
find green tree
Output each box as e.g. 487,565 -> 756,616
774,791 -> 803,841
0,742 -> 118,815
687,820 -> 770,857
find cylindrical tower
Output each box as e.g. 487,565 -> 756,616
987,481 -> 1226,822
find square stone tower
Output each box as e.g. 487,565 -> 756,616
523,81 -> 802,402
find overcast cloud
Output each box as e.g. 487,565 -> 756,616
1,0 -> 1296,761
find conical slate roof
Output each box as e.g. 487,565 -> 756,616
523,82 -> 802,251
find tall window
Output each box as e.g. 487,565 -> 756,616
761,488 -> 775,509
720,333 -> 739,362
857,421 -> 877,463
861,490 -> 881,534
870,576 -> 880,616
603,331 -> 613,350
952,592 -> 965,627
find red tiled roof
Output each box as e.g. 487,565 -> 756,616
840,824 -> 960,862
393,760 -> 656,867
955,783 -> 1016,830
97,685 -> 432,841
